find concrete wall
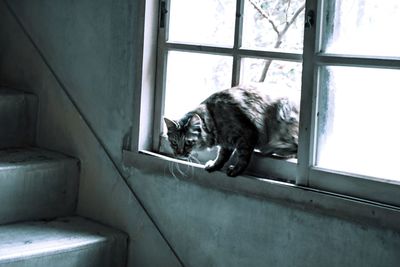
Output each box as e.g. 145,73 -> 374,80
0,1 -> 180,266
1,1 -> 400,267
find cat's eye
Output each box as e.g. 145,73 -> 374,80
185,140 -> 194,146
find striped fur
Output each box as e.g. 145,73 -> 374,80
164,84 -> 299,177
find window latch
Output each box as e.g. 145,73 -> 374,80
160,1 -> 168,29
305,10 -> 315,29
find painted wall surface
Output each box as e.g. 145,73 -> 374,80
128,168 -> 400,267
1,1 -> 400,267
1,0 -> 136,165
0,1 -> 180,266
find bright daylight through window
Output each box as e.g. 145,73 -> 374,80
145,0 -> 400,206
315,1 -> 400,181
155,0 -> 304,180
162,0 -> 304,120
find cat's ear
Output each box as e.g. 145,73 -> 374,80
188,114 -> 202,128
164,117 -> 179,132
277,100 -> 295,122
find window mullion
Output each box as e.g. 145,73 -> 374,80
316,53 -> 400,69
232,0 -> 245,86
164,42 -> 303,62
297,0 -> 320,186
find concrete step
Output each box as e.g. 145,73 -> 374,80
0,88 -> 37,148
0,216 -> 127,267
0,147 -> 79,225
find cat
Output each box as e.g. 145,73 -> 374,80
163,84 -> 299,177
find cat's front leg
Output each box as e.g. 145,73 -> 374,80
205,147 -> 233,173
227,143 -> 254,177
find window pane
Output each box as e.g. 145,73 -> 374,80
321,0 -> 400,57
164,51 -> 233,119
168,0 -> 236,47
316,66 -> 400,181
242,0 -> 305,53
240,58 -> 302,91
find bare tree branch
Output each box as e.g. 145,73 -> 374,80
256,2 -> 306,82
248,0 -> 280,35
275,2 -> 305,48
286,0 -> 292,23
286,2 -> 305,33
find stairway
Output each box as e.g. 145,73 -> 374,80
0,88 -> 127,266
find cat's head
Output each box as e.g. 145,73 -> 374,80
164,114 -> 204,158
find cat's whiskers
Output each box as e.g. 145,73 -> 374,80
167,161 -> 178,179
167,155 -> 197,179
188,154 -> 201,168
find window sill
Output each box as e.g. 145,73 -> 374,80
157,134 -> 297,183
123,149 -> 400,232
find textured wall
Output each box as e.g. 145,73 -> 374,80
128,168 -> 400,267
1,1 -> 400,267
1,0 -> 136,164
0,1 -> 180,266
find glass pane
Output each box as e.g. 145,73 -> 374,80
242,0 -> 305,53
316,66 -> 400,181
240,58 -> 302,92
321,0 -> 400,57
164,51 -> 233,120
168,0 -> 236,47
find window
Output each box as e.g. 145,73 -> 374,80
153,0 -> 305,180
299,0 -> 400,207
133,0 -> 400,208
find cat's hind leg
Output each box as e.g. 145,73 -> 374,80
205,147 -> 233,173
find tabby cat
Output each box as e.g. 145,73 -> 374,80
164,84 -> 299,177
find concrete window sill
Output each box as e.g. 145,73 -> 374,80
123,149 -> 400,233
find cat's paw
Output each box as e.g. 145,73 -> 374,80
226,165 -> 241,177
205,160 -> 218,172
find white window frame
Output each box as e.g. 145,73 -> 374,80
298,0 -> 400,207
153,0 -> 304,181
126,0 -> 400,210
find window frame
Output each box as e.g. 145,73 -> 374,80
152,0 -> 305,182
298,0 -> 400,207
128,0 -> 400,210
